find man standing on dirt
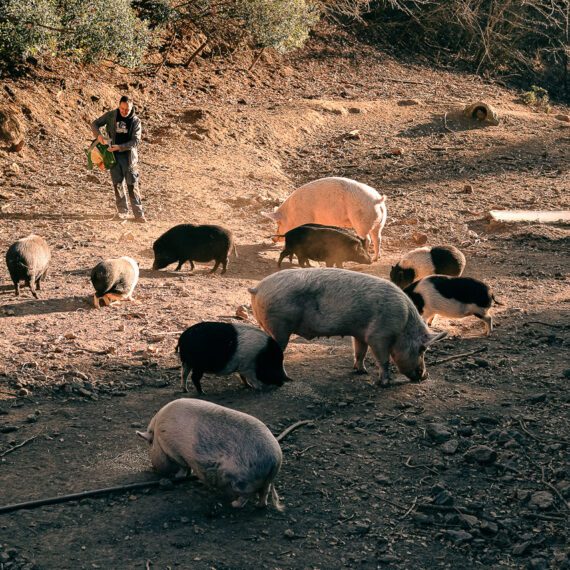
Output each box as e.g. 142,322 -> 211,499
91,95 -> 146,223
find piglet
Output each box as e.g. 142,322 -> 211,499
276,223 -> 372,268
136,398 -> 283,510
90,256 -> 139,308
390,245 -> 466,289
404,275 -> 502,335
176,322 -> 290,394
152,224 -> 236,274
5,234 -> 51,298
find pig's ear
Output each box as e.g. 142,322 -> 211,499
136,430 -> 153,443
261,210 -> 282,221
426,331 -> 447,345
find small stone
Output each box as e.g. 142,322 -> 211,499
440,439 -> 459,455
555,480 -> 569,498
434,490 -> 454,506
378,555 -> 399,564
77,388 -> 93,398
458,426 -> 473,437
427,422 -> 452,443
8,162 -> 20,175
445,529 -> 473,543
528,558 -> 548,570
397,99 -> 421,106
412,513 -> 432,525
512,541 -> 532,556
0,425 -> 19,433
554,114 -> 570,122
64,332 -> 77,340
375,474 -> 391,485
344,129 -> 361,140
25,414 -> 37,423
283,528 -> 295,539
473,357 -> 489,368
348,107 -> 362,114
389,147 -> 404,156
526,393 -> 547,404
412,232 -> 428,245
460,514 -> 479,528
480,520 -> 498,535
18,388 -> 30,397
463,445 -> 497,465
463,184 -> 474,194
529,491 -> 554,510
130,422 -> 143,428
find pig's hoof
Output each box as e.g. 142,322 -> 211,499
231,496 -> 248,508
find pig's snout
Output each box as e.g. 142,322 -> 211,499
408,367 -> 428,383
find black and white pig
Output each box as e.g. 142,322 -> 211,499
275,223 -> 372,268
5,234 -> 51,298
404,275 -> 502,335
90,256 -> 139,308
152,224 -> 236,274
136,398 -> 283,509
249,268 -> 446,386
176,321 -> 291,394
390,245 -> 466,289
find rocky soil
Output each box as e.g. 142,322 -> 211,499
0,27 -> 569,570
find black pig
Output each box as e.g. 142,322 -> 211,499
152,224 -> 236,274
276,224 -> 372,268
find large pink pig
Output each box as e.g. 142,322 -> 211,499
264,177 -> 387,261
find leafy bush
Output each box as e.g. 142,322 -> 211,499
234,0 -> 320,52
522,85 -> 551,113
0,0 -> 150,72
59,0 -> 150,66
0,0 -> 59,70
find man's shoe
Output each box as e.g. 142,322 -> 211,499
134,216 -> 147,224
113,212 -> 128,220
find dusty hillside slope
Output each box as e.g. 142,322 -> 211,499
0,28 -> 569,570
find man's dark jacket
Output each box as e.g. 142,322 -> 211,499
91,109 -> 141,168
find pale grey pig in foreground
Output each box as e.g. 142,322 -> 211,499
90,256 -> 139,308
390,245 -> 466,289
5,234 -> 51,298
404,275 -> 502,335
249,268 -> 446,385
264,177 -> 387,261
137,399 -> 283,510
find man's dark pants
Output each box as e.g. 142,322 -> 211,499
110,153 -> 144,219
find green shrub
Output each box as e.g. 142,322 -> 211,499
522,85 -> 551,113
59,0 -> 150,66
0,0 -> 59,70
235,0 -> 320,52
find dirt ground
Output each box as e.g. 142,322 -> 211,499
0,28 -> 569,570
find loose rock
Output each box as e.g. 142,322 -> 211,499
427,423 -> 452,443
463,445 -> 497,465
529,491 -> 554,510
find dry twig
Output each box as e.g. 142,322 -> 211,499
404,456 -> 439,475
0,433 -> 41,457
276,419 -> 314,442
431,347 -> 487,366
541,466 -> 570,511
